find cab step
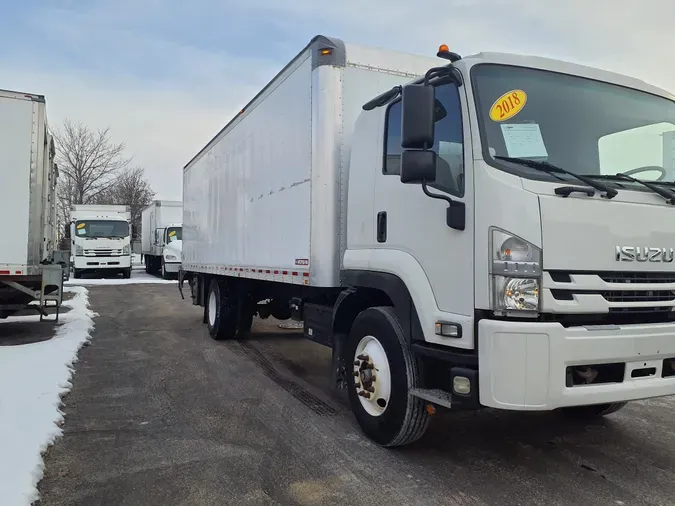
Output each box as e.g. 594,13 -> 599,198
410,388 -> 452,409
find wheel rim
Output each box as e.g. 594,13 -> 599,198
353,335 -> 391,417
208,290 -> 217,327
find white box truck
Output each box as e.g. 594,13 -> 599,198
70,204 -> 132,278
141,200 -> 182,279
180,36 -> 675,447
0,89 -> 65,320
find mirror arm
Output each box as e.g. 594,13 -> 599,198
421,182 -> 465,231
421,181 -> 453,205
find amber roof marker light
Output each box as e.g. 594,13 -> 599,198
436,44 -> 462,63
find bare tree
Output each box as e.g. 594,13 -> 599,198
53,119 -> 156,243
53,119 -> 131,209
92,167 -> 155,239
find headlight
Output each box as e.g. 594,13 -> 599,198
493,276 -> 540,311
122,244 -> 130,255
165,254 -> 177,261
75,245 -> 84,256
490,229 -> 542,315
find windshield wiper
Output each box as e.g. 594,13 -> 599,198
494,156 -> 618,199
578,173 -> 675,205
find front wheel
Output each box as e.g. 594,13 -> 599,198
73,269 -> 82,279
161,260 -> 169,280
560,402 -> 627,419
123,268 -> 132,279
346,306 -> 430,447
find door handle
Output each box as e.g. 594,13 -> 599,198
377,211 -> 387,243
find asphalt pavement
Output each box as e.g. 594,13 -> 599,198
36,283 -> 675,505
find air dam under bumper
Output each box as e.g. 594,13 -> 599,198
478,319 -> 675,410
74,256 -> 131,270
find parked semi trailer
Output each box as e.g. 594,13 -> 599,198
0,89 -> 65,320
141,200 -> 182,279
180,36 -> 675,447
70,205 -> 132,279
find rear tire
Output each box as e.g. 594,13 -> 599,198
560,402 -> 627,419
205,280 -> 251,340
346,306 -> 429,447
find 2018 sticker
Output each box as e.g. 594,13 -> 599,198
489,90 -> 527,122
169,230 -> 176,237
77,223 -> 86,229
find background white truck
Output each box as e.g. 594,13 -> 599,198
70,204 -> 132,279
141,200 -> 182,279
0,88 -> 65,320
180,35 -> 675,447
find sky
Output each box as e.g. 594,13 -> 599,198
1,0 -> 673,201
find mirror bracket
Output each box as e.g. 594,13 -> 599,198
421,182 -> 465,231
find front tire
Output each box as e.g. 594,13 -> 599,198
346,306 -> 429,447
161,260 -> 169,280
73,269 -> 82,279
560,402 -> 627,419
123,268 -> 132,279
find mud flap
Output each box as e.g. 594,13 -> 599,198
177,268 -> 186,300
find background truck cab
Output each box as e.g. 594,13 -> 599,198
70,204 -> 132,279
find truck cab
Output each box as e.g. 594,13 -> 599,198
70,205 -> 132,279
154,224 -> 182,279
344,48 -> 675,429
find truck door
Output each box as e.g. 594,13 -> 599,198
373,81 -> 475,349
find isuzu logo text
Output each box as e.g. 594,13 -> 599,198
615,246 -> 675,263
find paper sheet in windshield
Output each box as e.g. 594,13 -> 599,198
500,123 -> 548,158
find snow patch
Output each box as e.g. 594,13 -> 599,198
65,270 -> 175,286
0,286 -> 96,506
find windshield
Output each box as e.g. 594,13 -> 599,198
75,220 -> 129,238
472,64 -> 675,186
166,226 -> 182,242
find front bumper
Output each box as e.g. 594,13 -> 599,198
163,261 -> 181,273
478,319 -> 675,410
74,256 -> 131,270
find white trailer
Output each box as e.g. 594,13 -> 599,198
141,200 -> 182,279
70,204 -> 132,279
0,89 -> 64,320
181,35 -> 675,447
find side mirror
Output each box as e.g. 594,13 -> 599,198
401,84 -> 435,149
400,150 -> 437,184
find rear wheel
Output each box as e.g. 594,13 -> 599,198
205,280 -> 252,340
346,306 -> 429,447
560,402 -> 627,419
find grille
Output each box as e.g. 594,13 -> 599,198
601,290 -> 675,303
548,270 -> 675,316
85,249 -> 122,257
599,271 -> 675,284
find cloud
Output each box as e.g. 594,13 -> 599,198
1,0 -> 673,200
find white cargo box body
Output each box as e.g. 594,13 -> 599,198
183,36 -> 439,287
0,89 -> 57,276
141,200 -> 182,254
